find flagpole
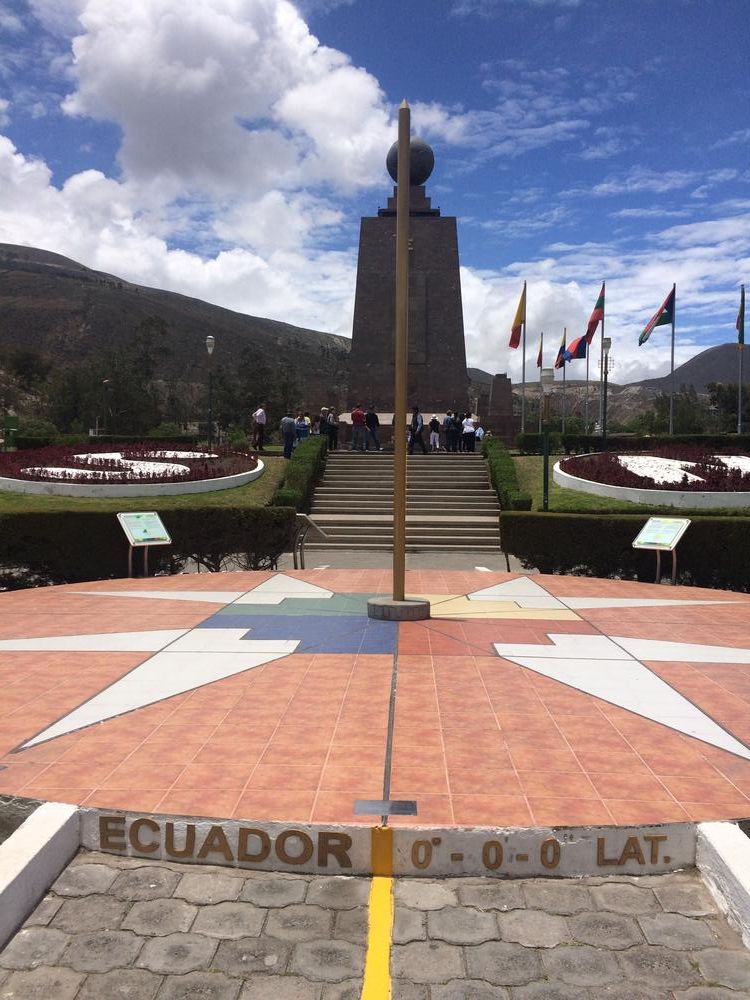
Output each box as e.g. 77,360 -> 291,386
739,284 -> 745,436
521,280 -> 527,433
599,280 -> 605,435
585,348 -> 590,433
669,282 -> 676,436
538,330 -> 543,433
739,343 -> 744,435
562,327 -> 566,435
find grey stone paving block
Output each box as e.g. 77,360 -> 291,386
23,895 -> 63,926
64,930 -> 144,973
122,898 -> 198,936
175,873 -> 243,905
567,911 -> 642,950
306,877 -> 370,910
51,862 -> 118,896
433,981 -> 510,998
76,967 -> 162,999
637,912 -> 718,949
616,945 -> 701,988
464,941 -> 542,987
497,910 -> 569,949
395,880 -> 458,911
265,905 -> 333,942
427,906 -> 498,945
135,933 -> 217,975
0,927 -> 70,970
51,894 -> 130,933
510,984 -> 587,1000
289,940 -> 365,983
391,941 -> 464,984
590,882 -> 659,914
393,907 -> 426,944
319,980 -> 359,1000
390,983 -> 430,1000
596,985 -> 671,1000
653,883 -> 718,917
112,866 -> 181,901
192,902 -> 266,940
674,989 -> 748,999
212,937 -> 292,976
239,877 -> 307,908
332,907 -> 368,945
0,965 -> 84,999
541,944 -> 621,987
456,883 -> 523,912
241,975 -> 321,999
521,881 -> 593,914
696,947 -> 750,989
158,970 -> 243,999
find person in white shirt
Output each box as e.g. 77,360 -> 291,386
252,404 -> 267,451
462,413 -> 476,453
475,424 -> 485,443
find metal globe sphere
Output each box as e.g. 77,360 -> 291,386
386,137 -> 435,186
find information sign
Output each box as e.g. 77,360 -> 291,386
117,512 -> 171,547
632,517 -> 691,551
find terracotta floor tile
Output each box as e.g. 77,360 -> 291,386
171,763 -> 259,789
318,762 -> 383,794
448,767 -> 521,796
155,789 -> 242,818
233,790 -> 317,823
245,763 -> 322,791
585,772 -> 671,800
451,794 -> 533,827
390,763 -> 449,795
509,746 -> 583,773
85,788 -> 166,811
659,775 -> 750,804
388,794 -> 454,826
517,770 -> 599,799
603,799 -> 690,824
310,791 -> 375,825
528,798 -> 614,826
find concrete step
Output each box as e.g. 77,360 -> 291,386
311,505 -> 500,516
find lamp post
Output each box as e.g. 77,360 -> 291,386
205,335 -> 215,450
540,367 -> 555,512
601,337 -> 613,447
102,379 -> 111,436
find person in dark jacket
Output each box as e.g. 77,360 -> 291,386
408,406 -> 427,454
365,405 -> 381,451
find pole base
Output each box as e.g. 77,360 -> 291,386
367,598 -> 431,621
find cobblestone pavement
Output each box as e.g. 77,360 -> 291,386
2,852 -> 750,998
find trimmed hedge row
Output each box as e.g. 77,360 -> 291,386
517,432 -> 563,455
516,432 -> 750,455
499,511 -> 750,590
12,433 -> 202,450
271,435 -> 327,511
0,506 -> 296,584
483,437 -> 532,510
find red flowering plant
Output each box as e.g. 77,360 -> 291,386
0,442 -> 258,484
560,446 -> 750,493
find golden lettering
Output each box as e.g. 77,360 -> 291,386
618,836 -> 646,866
197,825 -> 234,862
596,837 -> 620,866
643,834 -> 667,863
318,831 -> 353,869
276,829 -> 314,866
99,815 -> 126,851
129,817 -> 160,854
165,822 -> 196,859
238,827 -> 271,863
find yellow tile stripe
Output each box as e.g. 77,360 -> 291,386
360,827 -> 395,999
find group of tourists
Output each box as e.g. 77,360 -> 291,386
277,406 -> 341,459
408,407 -> 485,454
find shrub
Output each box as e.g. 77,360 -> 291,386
561,433 -> 750,455
272,435 -> 327,511
483,437 -> 532,510
517,432 -> 563,455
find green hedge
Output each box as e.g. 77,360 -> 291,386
0,506 -> 296,584
483,438 -> 532,510
560,433 -> 750,455
500,511 -> 750,590
516,432 -> 564,455
271,435 -> 327,511
13,433 -> 201,450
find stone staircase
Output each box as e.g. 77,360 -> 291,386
306,451 -> 501,550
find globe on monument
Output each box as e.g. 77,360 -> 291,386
386,137 -> 435,186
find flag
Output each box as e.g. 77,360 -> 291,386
586,283 -> 605,344
536,333 -> 543,368
738,284 -> 745,346
509,283 -> 526,349
639,286 -> 675,346
563,334 -> 587,362
554,329 -> 566,369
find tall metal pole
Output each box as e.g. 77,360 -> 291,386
585,349 -> 590,433
739,284 -> 745,436
599,280 -> 605,435
521,281 -> 527,433
208,366 -> 214,451
562,327 -> 566,435
537,331 -> 543,434
393,100 -> 410,602
669,282 -> 676,435
602,353 -> 609,447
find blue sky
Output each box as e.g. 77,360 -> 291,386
0,0 -> 748,384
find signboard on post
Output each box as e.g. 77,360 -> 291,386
117,512 -> 171,577
633,517 -> 691,584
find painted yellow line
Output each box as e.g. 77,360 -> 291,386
360,875 -> 394,1000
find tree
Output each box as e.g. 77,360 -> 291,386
628,386 -> 708,435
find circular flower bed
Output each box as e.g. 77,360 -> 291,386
555,446 -> 750,509
0,442 -> 263,498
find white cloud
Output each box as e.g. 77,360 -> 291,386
0,96 -> 9,126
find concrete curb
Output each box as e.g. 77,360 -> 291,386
697,821 -> 750,948
0,802 -> 80,949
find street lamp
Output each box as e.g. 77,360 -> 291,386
205,335 -> 215,450
600,338 -> 613,447
540,367 -> 555,512
102,379 -> 111,436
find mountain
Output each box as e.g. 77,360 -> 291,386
0,244 -> 350,408
630,342 -> 749,393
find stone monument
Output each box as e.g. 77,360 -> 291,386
348,138 -> 469,411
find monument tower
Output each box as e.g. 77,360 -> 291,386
348,138 -> 469,411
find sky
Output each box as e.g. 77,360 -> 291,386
0,0 -> 748,386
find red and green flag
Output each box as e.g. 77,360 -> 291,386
509,283 -> 526,349
738,284 -> 745,346
554,329 -> 566,369
536,332 -> 543,368
639,285 -> 675,346
586,282 -> 605,344
563,334 -> 587,362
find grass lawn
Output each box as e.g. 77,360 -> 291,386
512,455 -> 743,515
0,456 -> 287,514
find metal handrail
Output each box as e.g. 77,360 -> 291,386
292,513 -> 331,569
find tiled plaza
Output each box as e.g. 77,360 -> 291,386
2,570 -> 750,830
